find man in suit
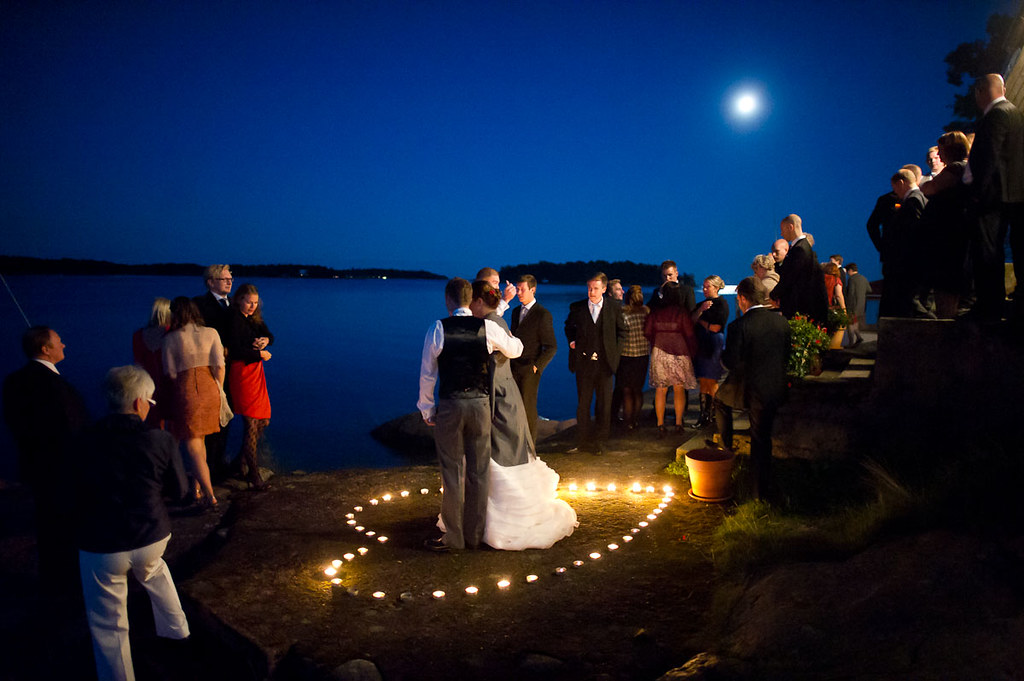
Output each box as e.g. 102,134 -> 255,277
883,170 -> 928,317
844,263 -> 870,346
715,278 -> 790,502
564,272 -> 627,453
647,260 -> 697,313
418,278 -> 523,551
2,326 -> 90,606
192,264 -> 233,482
770,214 -> 829,325
509,274 -> 557,442
964,74 -> 1024,323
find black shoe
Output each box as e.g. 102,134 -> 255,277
423,537 -> 450,553
657,425 -> 666,439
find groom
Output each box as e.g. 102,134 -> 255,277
417,277 -> 523,551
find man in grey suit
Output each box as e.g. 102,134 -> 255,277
844,263 -> 870,346
510,275 -> 557,442
564,272 -> 627,453
965,74 -> 1024,323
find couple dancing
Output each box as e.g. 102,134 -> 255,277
417,277 -> 577,551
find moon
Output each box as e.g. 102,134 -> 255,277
734,92 -> 759,116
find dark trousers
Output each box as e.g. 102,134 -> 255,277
574,358 -> 614,447
512,365 -> 542,443
434,397 -> 491,550
880,260 -> 916,318
715,398 -> 778,501
971,202 -> 1024,321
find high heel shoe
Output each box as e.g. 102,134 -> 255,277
657,425 -> 666,439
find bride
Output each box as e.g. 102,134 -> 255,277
438,280 -> 577,550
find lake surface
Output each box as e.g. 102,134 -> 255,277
0,275 -> 878,475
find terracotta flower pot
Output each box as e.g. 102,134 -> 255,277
829,327 -> 846,349
684,447 -> 736,502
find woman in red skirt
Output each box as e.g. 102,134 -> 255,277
227,283 -> 274,490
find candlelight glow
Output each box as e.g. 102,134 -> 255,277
382,494 -> 392,501
354,526 -> 364,532
663,485 -> 673,494
365,531 -> 376,537
631,528 -> 640,534
331,577 -> 342,585
586,482 -> 597,492
608,543 -> 619,550
622,535 -> 633,542
632,482 -> 642,493
354,506 -> 363,512
331,559 -> 342,568
343,553 -> 355,561
497,579 -> 511,589
345,513 -> 355,519
525,574 -> 539,583
377,536 -> 388,543
420,488 -> 429,494
647,514 -> 657,520
606,483 -> 616,492
369,499 -> 379,505
346,519 -> 356,525
465,586 -> 479,595
568,482 -> 578,491
555,567 -> 567,574
589,552 -> 601,560
372,591 -> 386,599
432,590 -> 445,599
646,486 -> 655,493
400,490 -> 410,497
572,560 -> 584,567
324,567 -> 337,577
357,547 -> 369,555
639,521 -> 649,527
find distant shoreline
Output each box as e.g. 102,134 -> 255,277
0,255 -> 446,280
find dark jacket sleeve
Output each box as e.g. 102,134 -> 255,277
534,307 -> 557,373
227,313 -> 273,364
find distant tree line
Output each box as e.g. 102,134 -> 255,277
497,260 -> 696,288
0,256 -> 446,280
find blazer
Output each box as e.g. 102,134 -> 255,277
510,302 -> 557,374
2,361 -> 90,486
887,188 -> 927,266
866,191 -> 899,260
647,283 -> 697,314
770,238 -> 829,324
564,298 -> 627,374
720,307 -> 790,409
969,99 -> 1024,206
192,290 -> 232,343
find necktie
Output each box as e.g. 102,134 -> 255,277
219,298 -> 229,309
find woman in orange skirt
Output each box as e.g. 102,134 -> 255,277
227,283 -> 274,490
162,297 -> 224,506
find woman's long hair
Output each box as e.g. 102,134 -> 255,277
234,283 -> 264,324
471,280 -> 500,311
169,296 -> 203,331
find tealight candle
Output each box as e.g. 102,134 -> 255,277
525,574 -> 539,583
354,526 -> 364,532
497,579 -> 510,589
631,482 -> 642,493
354,506 -> 363,512
568,482 -> 578,491
622,536 -> 633,542
465,586 -> 479,595
606,483 -> 616,492
346,519 -> 356,526
343,553 -> 355,562
639,521 -> 649,527
345,513 -> 355,519
663,485 -> 673,494
647,514 -> 657,520
372,591 -> 386,599
365,531 -> 376,537
585,482 -> 597,492
432,590 -> 445,599
382,494 -> 392,501
331,559 -> 342,568
357,547 -> 369,555
377,536 -> 388,543
658,503 -> 668,509
324,567 -> 337,577
420,488 -> 429,495
630,528 -> 640,534
607,543 -> 619,550
646,485 -> 655,493
369,499 -> 379,506
572,560 -> 584,568
554,567 -> 567,574
400,490 -> 410,497
330,577 -> 342,585
589,552 -> 601,560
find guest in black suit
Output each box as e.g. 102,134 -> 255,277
75,365 -> 190,681
2,326 -> 90,607
715,278 -> 790,502
564,272 -> 627,453
965,74 -> 1024,323
770,214 -> 829,325
883,170 -> 929,317
192,264 -> 234,482
647,260 -> 697,313
509,274 -> 557,442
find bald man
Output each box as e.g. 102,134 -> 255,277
769,214 -> 828,324
964,74 -> 1024,323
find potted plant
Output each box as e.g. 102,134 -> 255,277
787,313 -> 829,378
826,306 -> 850,349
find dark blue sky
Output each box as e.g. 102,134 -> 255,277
2,1 -> 1016,284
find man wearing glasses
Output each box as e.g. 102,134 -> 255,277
193,264 -> 234,482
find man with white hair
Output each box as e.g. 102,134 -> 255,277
75,365 -> 190,681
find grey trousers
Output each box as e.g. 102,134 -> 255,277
434,397 -> 491,549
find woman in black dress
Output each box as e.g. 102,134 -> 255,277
691,275 -> 729,429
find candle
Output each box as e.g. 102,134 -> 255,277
497,579 -> 510,589
568,482 -> 578,491
554,567 -> 567,574
606,483 -> 616,492
645,486 -> 655,493
343,553 -> 355,562
330,577 -> 342,585
607,543 -> 619,551
357,547 -> 369,555
572,560 -> 584,568
331,559 -> 342,568
400,490 -> 410,497
622,536 -> 633,542
377,536 -> 388,543
465,586 -> 479,595
589,552 -> 601,560
663,485 -> 673,494
432,590 -> 445,599
354,506 -> 363,512
369,499 -> 379,506
346,519 -> 356,526
354,526 -> 364,532
372,591 -> 386,600
365,531 -> 376,537
639,521 -> 649,528
585,482 -> 597,492
631,482 -> 642,493
324,566 -> 337,577
647,514 -> 657,520
525,574 -> 539,583
345,513 -> 355,519
420,488 -> 429,495
382,494 -> 392,502
630,528 -> 640,534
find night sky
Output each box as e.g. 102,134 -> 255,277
2,1 -> 1016,285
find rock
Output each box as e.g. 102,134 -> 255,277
518,652 -> 564,674
329,658 -> 382,681
657,652 -> 749,680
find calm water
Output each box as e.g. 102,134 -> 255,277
0,275 -> 878,475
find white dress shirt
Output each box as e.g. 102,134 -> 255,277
32,358 -> 59,374
417,307 -> 524,421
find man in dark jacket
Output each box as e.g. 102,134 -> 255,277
716,278 -> 790,501
770,214 -> 829,325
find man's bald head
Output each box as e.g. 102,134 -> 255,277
975,73 -> 1006,110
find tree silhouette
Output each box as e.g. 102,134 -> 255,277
943,12 -> 1021,131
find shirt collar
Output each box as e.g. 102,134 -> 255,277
984,96 -> 1007,116
523,299 -> 536,311
453,307 -> 472,317
790,234 -> 806,246
32,358 -> 59,374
